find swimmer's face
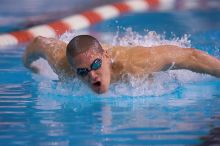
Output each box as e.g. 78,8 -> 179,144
71,49 -> 111,94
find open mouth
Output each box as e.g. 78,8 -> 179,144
93,81 -> 101,87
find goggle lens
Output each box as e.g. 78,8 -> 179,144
76,58 -> 102,77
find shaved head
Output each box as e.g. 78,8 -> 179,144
64,35 -> 111,93
66,35 -> 104,65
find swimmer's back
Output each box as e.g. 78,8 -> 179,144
109,45 -> 183,76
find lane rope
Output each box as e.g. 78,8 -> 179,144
0,0 -> 217,48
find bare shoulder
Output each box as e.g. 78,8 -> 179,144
151,45 -> 195,52
32,36 -> 64,45
106,44 -> 184,54
24,36 -> 74,77
110,45 -> 151,54
102,44 -> 188,60
33,36 -> 66,51
109,45 -> 188,63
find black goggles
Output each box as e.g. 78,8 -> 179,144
76,58 -> 102,77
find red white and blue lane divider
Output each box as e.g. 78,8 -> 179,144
0,0 -> 175,48
0,0 -> 218,48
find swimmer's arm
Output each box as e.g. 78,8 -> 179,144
156,45 -> 220,77
23,36 -> 74,77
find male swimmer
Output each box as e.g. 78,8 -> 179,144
23,35 -> 220,94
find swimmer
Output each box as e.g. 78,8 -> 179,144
23,35 -> 220,94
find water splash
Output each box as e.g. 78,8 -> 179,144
31,58 -> 58,80
59,30 -> 89,44
112,28 -> 191,48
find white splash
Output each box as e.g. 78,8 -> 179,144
112,28 -> 191,48
59,30 -> 89,44
31,58 -> 58,80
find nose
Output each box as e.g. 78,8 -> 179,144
88,70 -> 98,81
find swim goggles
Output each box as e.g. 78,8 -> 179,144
76,58 -> 102,77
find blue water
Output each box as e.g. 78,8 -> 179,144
1,10 -> 220,146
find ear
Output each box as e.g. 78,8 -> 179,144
104,50 -> 110,59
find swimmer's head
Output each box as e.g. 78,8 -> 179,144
66,35 -> 111,94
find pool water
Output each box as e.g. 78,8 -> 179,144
1,10 -> 220,146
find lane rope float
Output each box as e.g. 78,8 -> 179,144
0,0 -> 216,48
